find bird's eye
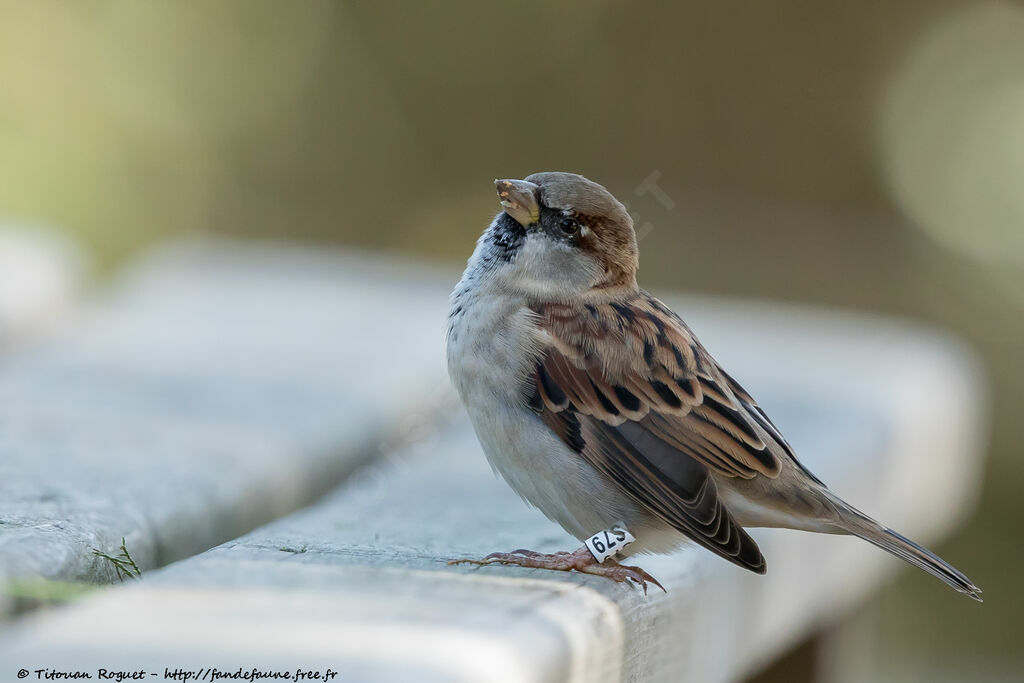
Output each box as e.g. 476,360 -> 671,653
559,217 -> 580,235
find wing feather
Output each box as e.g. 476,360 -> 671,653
528,293 -> 818,574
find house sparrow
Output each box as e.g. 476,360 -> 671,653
446,171 -> 981,599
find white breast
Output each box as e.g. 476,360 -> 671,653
446,273 -> 677,552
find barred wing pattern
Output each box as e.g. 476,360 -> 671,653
529,294 -> 821,573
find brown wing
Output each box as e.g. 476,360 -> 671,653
529,293 -> 814,574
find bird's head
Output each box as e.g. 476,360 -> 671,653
482,171 -> 638,301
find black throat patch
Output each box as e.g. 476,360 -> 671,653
486,212 -> 527,263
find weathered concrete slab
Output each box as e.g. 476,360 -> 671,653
0,293 -> 986,682
0,241 -> 452,615
0,227 -> 84,348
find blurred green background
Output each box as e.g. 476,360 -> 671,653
2,1 -> 1022,680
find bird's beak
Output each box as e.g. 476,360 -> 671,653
495,179 -> 541,227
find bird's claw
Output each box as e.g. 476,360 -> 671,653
588,563 -> 665,594
447,546 -> 666,594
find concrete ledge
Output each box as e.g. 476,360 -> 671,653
0,282 -> 987,681
0,241 -> 452,615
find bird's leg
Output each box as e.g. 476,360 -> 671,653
448,546 -> 665,594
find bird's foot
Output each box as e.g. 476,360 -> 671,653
448,546 -> 665,594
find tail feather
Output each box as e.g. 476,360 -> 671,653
828,496 -> 982,602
